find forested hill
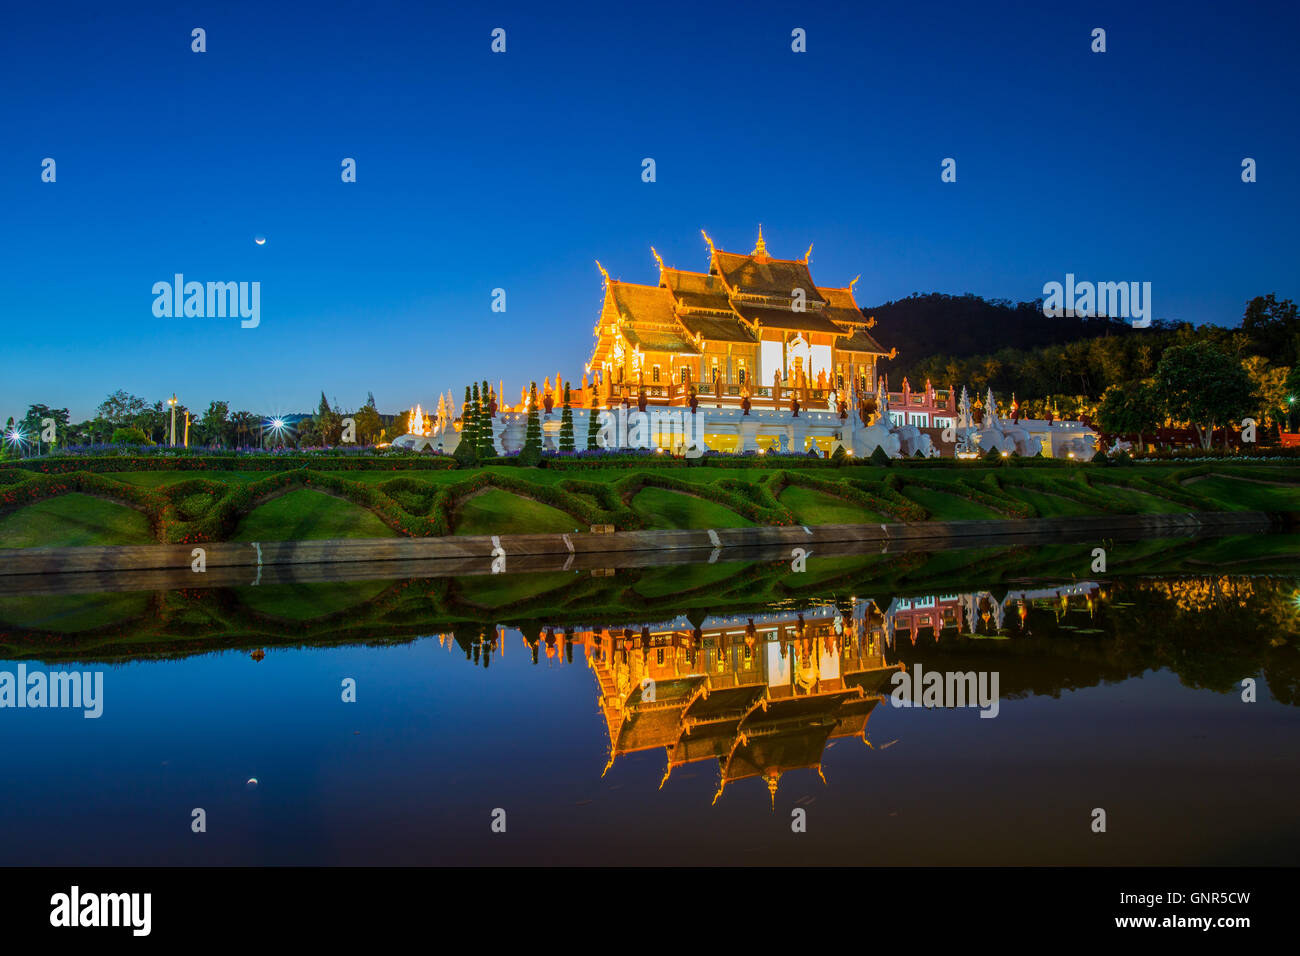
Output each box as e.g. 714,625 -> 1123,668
860,293 -> 1134,380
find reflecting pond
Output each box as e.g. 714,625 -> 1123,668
2,534 -> 1297,865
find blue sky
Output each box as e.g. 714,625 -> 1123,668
2,0 -> 1297,420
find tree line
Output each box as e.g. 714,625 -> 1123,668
892,294 -> 1299,439
3,390 -> 394,453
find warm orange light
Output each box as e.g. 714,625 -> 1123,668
407,404 -> 431,436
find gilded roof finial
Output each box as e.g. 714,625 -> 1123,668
753,224 -> 768,259
700,229 -> 715,255
650,246 -> 664,272
848,274 -> 860,291
803,242 -> 813,262
595,259 -> 611,285
766,770 -> 780,809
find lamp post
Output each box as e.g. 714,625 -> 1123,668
262,417 -> 286,450
167,394 -> 178,447
1288,396 -> 1295,433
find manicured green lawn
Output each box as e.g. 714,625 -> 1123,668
3,461 -> 1295,550
1092,485 -> 1190,514
454,488 -> 579,535
900,486 -> 1003,520
232,489 -> 396,541
631,486 -> 753,530
1000,486 -> 1097,517
0,493 -> 155,549
779,485 -> 884,524
1184,475 -> 1300,511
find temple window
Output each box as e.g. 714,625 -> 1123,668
652,365 -> 660,383
680,366 -> 690,384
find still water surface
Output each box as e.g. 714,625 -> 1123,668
2,538 -> 1297,865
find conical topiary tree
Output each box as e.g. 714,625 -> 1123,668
477,380 -> 495,459
559,383 -> 575,452
473,382 -> 483,444
455,385 -> 478,465
519,381 -> 543,465
585,394 -> 601,450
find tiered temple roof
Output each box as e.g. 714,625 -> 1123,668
586,604 -> 900,804
589,228 -> 888,377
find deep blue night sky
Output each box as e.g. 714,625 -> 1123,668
2,0 -> 1297,420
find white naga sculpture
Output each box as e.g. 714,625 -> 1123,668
843,377 -> 939,458
972,386 -> 1043,456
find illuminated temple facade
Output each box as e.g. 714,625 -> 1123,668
396,229 -> 1104,456
590,229 -> 892,405
431,581 -> 1101,801
581,601 -> 901,803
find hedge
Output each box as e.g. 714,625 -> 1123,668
613,472 -> 794,525
769,470 -> 924,522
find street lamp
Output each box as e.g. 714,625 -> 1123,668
1288,396 -> 1295,433
262,417 -> 287,450
167,394 -> 178,447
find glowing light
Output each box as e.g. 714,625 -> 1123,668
406,404 -> 431,436
1001,451 -> 1010,458
254,236 -> 267,246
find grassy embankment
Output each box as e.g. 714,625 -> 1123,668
0,460 -> 1296,549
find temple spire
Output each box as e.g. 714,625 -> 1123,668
753,225 -> 769,261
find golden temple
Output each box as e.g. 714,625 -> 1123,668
590,228 -> 890,404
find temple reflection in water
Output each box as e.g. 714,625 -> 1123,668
431,581 -> 1102,803
581,600 -> 898,804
